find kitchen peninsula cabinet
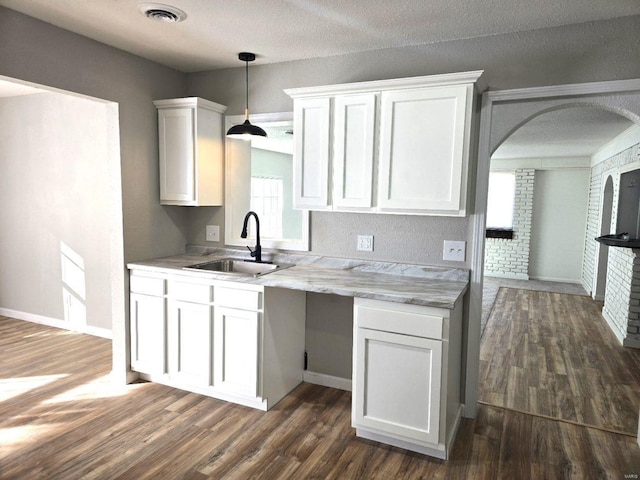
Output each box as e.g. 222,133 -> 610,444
153,97 -> 227,206
352,298 -> 463,460
128,269 -> 306,410
285,71 -> 483,216
129,272 -> 166,376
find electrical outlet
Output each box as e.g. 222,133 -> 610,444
357,235 -> 374,252
443,240 -> 466,262
205,225 -> 220,242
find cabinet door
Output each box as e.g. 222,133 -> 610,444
293,97 -> 331,209
378,85 -> 470,215
168,300 -> 213,387
333,94 -> 376,210
130,293 -> 166,375
158,107 -> 195,204
354,327 -> 442,445
214,307 -> 260,398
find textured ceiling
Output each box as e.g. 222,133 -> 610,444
1,3 -> 637,158
1,0 -> 639,72
492,108 -> 634,159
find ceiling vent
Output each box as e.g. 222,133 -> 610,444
138,3 -> 187,23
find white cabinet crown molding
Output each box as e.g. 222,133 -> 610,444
284,71 -> 484,98
153,97 -> 227,114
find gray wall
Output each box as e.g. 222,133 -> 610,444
184,15 -> 640,381
0,93 -> 113,330
0,6 -> 188,379
187,14 -> 640,268
2,5 -> 640,383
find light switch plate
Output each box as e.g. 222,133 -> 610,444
443,240 -> 466,262
206,225 -> 220,242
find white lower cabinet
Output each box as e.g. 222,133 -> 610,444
352,298 -> 462,460
129,269 -> 306,411
130,273 -> 167,376
214,307 -> 260,398
168,300 -> 213,388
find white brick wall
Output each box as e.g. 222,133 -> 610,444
585,141 -> 640,346
485,169 -> 534,279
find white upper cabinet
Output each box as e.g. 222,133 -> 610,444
378,85 -> 471,215
293,97 -> 331,209
285,71 -> 482,216
154,97 -> 227,206
333,94 -> 376,211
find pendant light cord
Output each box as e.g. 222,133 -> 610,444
245,59 -> 249,120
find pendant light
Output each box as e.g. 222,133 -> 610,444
226,52 -> 267,138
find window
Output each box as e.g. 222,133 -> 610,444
250,176 -> 283,239
486,171 -> 515,238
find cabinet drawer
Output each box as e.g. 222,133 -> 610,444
168,281 -> 213,303
355,303 -> 444,340
215,286 -> 262,310
130,274 -> 165,296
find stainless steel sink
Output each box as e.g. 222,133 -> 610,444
183,258 -> 294,277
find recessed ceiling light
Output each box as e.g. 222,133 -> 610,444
138,3 -> 187,23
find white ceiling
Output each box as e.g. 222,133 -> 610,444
1,1 -> 638,158
492,108 -> 634,159
1,0 -> 639,72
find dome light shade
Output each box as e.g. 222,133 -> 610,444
226,52 -> 267,139
226,119 -> 267,137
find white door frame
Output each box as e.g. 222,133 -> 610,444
466,78 -> 640,418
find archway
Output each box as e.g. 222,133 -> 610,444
595,175 -> 614,300
464,79 -> 640,419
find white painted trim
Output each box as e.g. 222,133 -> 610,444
224,111 -> 310,252
485,272 -> 530,281
490,157 -> 591,171
285,71 -> 484,98
600,309 -> 625,345
0,307 -> 113,339
469,77 -> 640,421
303,371 -> 352,391
486,78 -> 640,102
355,428 -> 447,459
528,276 -> 583,284
153,97 -> 227,114
619,159 -> 640,175
592,125 -> 640,166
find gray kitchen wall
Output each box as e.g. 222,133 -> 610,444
2,5 -> 640,384
185,14 -> 640,382
0,6 -> 188,379
0,93 -> 114,333
186,14 -> 640,268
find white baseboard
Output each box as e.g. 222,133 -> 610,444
529,276 -> 582,284
484,272 -> 529,280
0,307 -> 112,339
303,371 -> 352,391
601,310 -> 626,345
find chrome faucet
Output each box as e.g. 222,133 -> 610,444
241,211 -> 262,263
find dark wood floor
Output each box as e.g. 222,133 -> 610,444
2,304 -> 640,479
479,288 -> 640,436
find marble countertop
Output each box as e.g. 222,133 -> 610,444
127,248 -> 469,309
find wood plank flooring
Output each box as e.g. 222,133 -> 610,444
480,287 -> 640,435
1,312 -> 640,479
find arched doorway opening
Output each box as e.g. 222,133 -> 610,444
595,175 -> 614,300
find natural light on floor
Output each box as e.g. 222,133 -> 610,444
42,374 -> 147,404
0,374 -> 68,402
